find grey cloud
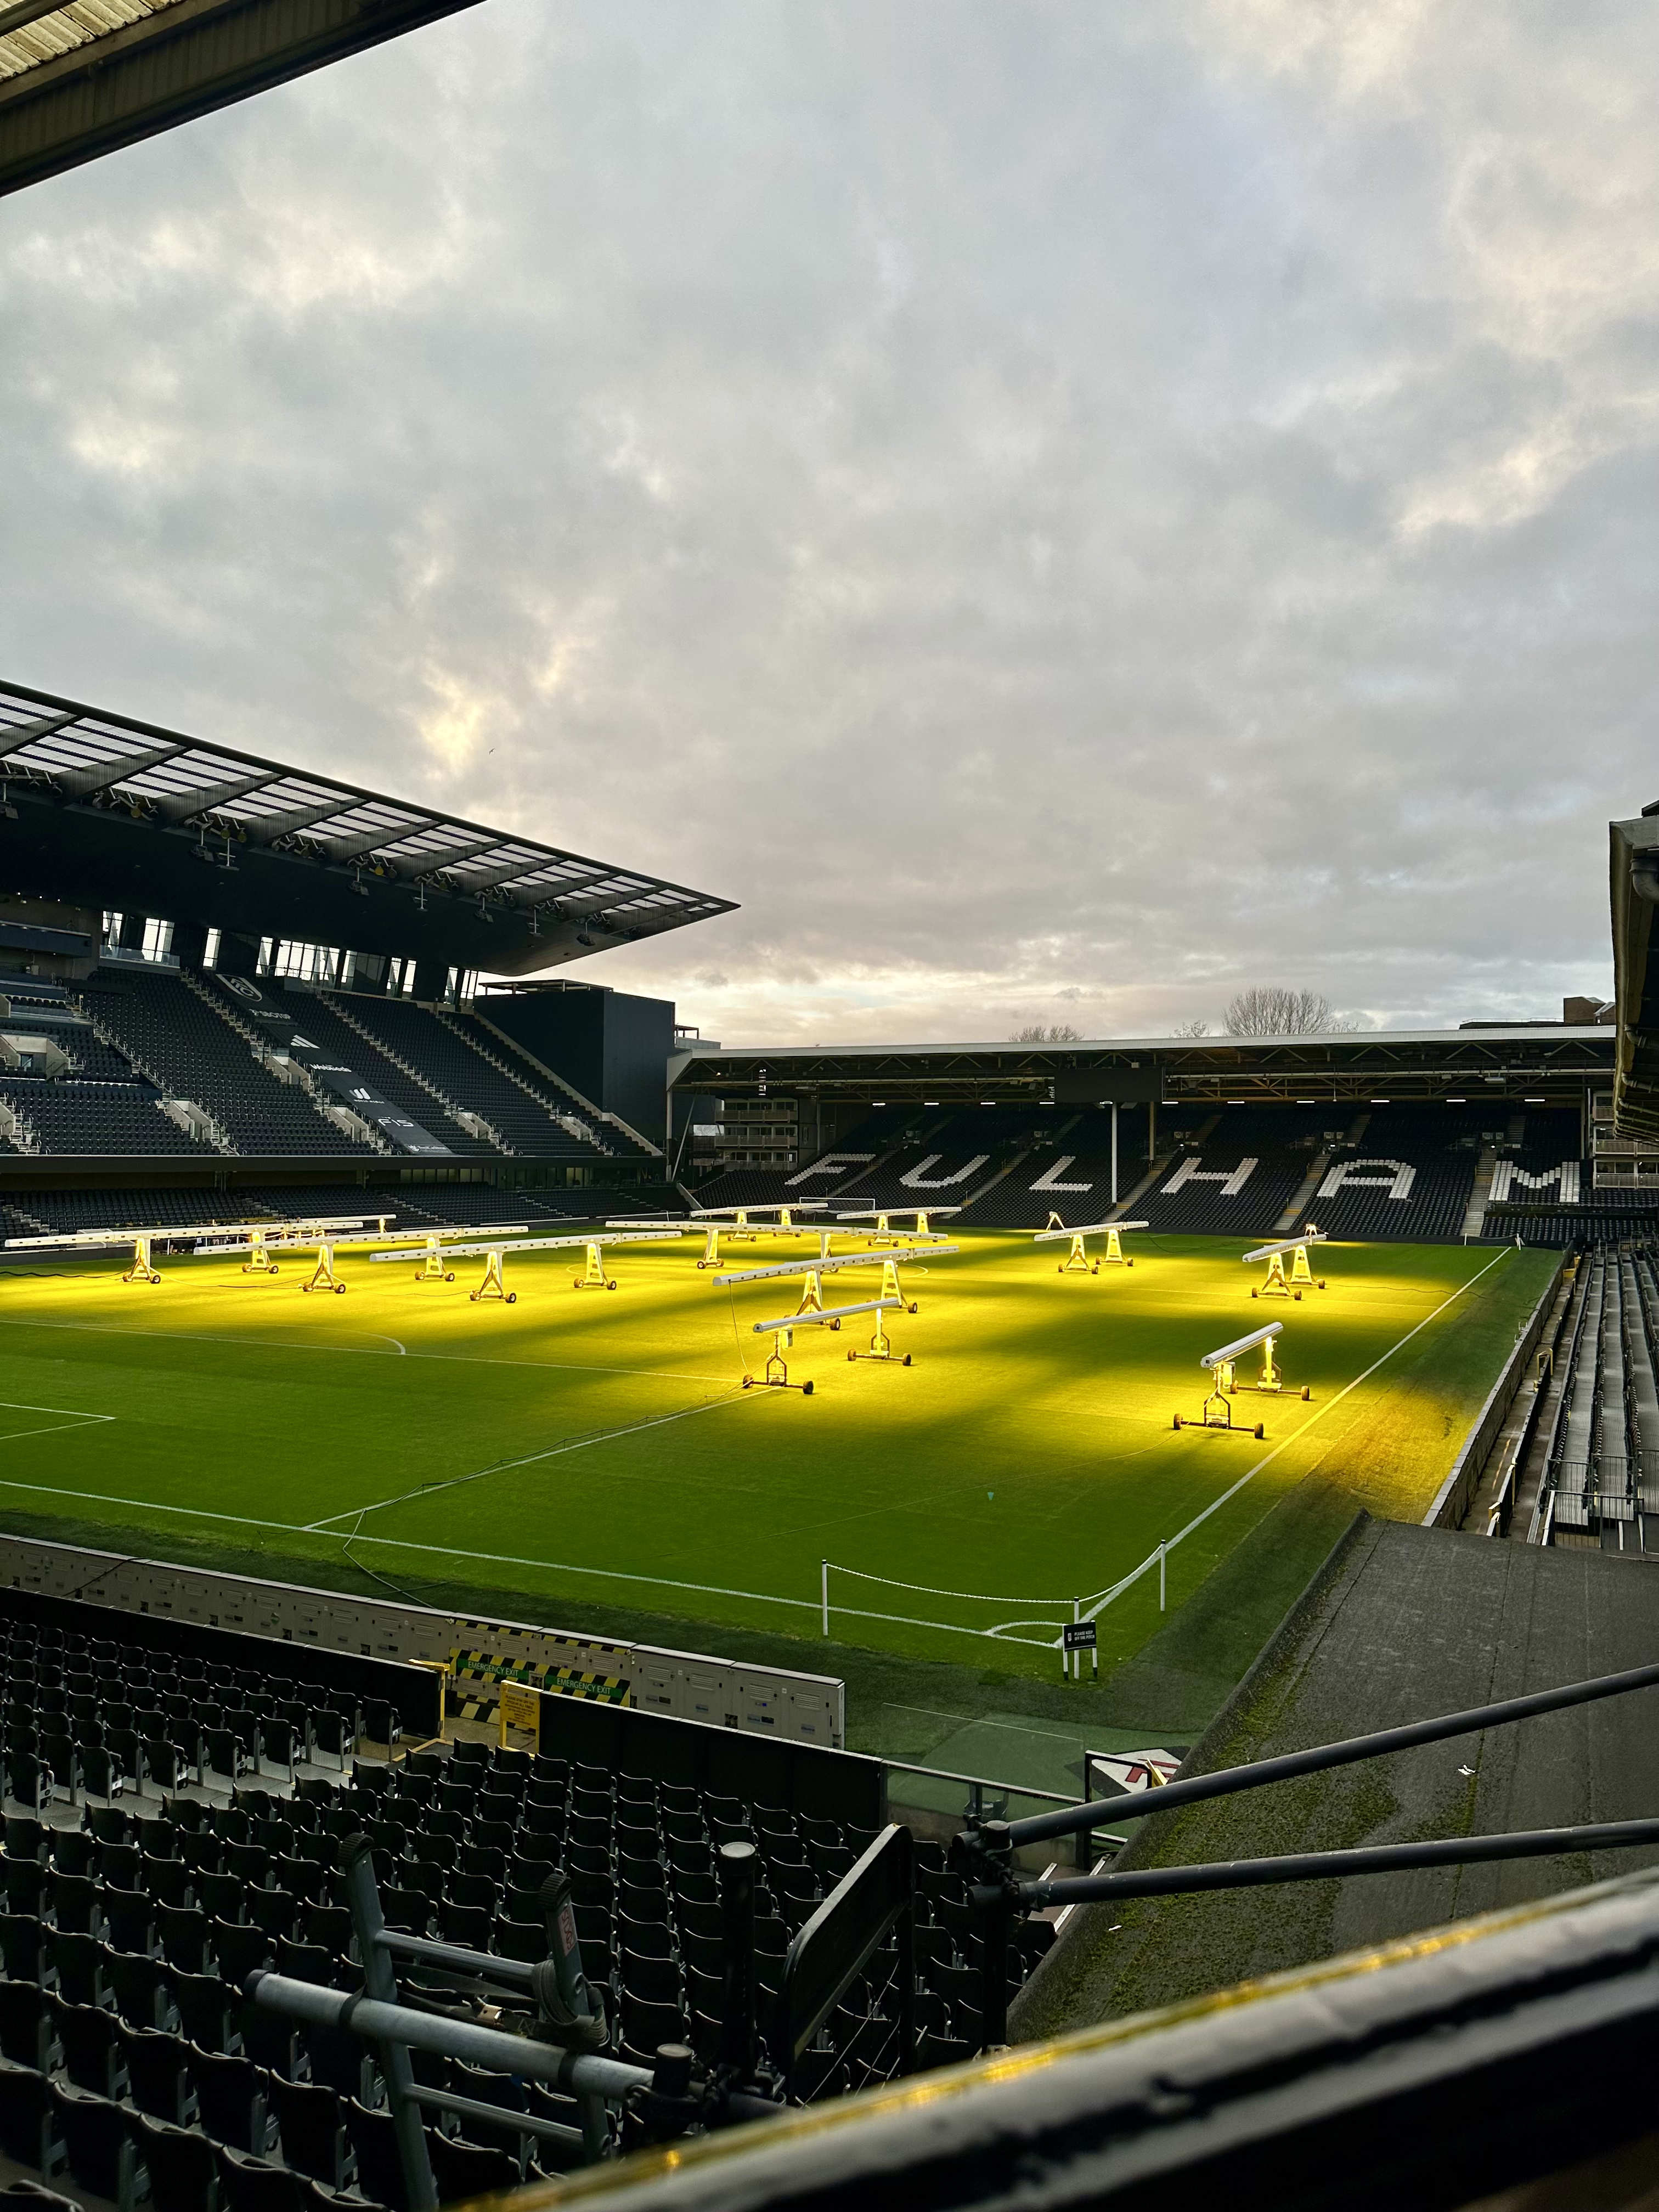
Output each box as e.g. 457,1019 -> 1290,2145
2,1 -> 1657,1046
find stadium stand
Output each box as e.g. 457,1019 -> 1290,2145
685,1169 -> 807,1211
1286,1108 -> 1482,1243
446,1011 -> 653,1161
0,1584 -> 1052,2201
250,989 -> 499,1160
822,1112 -> 1046,1214
1121,1109 -> 1328,1238
77,971 -> 373,1160
0,1081 -> 213,1159
314,995 -> 633,1164
0,1183 -> 681,1244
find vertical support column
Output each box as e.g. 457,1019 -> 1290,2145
717,1841 -> 758,2080
895,1825 -> 916,2079
1148,1099 -> 1156,1163
537,1868 -> 609,2159
1071,1598 -> 1080,1683
1159,1542 -> 1167,1612
975,1822 -> 1013,2052
340,1838 -> 437,2212
1110,1104 -> 1119,1207
821,1560 -> 830,1637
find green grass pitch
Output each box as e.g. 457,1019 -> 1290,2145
0,1227 -> 1555,1688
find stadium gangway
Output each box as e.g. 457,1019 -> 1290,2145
1243,1229 -> 1328,1299
1032,1219 -> 1148,1272
952,1651 -> 1659,2048
748,1295 -> 905,1389
246,1835 -> 782,2205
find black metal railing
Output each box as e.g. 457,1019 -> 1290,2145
951,1655 -> 1659,2045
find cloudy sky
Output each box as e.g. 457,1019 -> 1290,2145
2,1 -> 1656,1045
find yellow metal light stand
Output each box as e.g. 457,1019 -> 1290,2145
302,1243 -> 346,1295
741,1324 -> 815,1395
415,1237 -> 455,1285
1102,1227 -> 1133,1267
1058,1231 -> 1094,1276
1229,1335 -> 1311,1401
793,1269 -> 828,1319
881,1257 -> 918,1313
122,1235 -> 161,1285
1254,1250 -> 1295,1300
1289,1242 -> 1325,1291
573,1241 -> 618,1291
470,1248 -> 516,1304
699,1224 -> 722,1269
241,1228 -> 278,1277
847,1304 -> 912,1367
1174,1362 -> 1264,1438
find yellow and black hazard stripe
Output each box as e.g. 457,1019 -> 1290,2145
450,1649 -> 630,1707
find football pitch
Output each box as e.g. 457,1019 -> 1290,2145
0,1229 -> 1555,1684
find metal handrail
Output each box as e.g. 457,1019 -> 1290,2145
956,1653 -> 1659,2048
997,1655 -> 1659,1851
1023,1817 -> 1659,1906
883,1758 -> 1080,1812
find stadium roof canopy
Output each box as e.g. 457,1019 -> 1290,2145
671,1026 -> 1614,1109
0,0 -> 481,198
0,676 -> 735,978
1611,806 -> 1659,1139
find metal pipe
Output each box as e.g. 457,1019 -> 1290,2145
373,1928 -> 537,1987
343,1830 -> 436,2211
1018,1815 -> 1659,1908
410,2088 -> 583,2147
245,1974 -> 653,2101
1005,1655 -> 1659,1849
719,1842 -> 758,2078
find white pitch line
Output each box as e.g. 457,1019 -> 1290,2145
301,1389 -> 759,1531
0,1397 -> 117,1418
1081,1243 -> 1517,1622
0,1316 -> 733,1386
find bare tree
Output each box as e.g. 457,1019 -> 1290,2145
1171,1018 -> 1211,1037
1010,1022 -> 1083,1043
1223,986 -> 1353,1036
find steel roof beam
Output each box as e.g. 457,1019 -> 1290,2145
150,770 -> 284,826
382,838 -> 511,883
242,799 -> 363,846
55,742 -> 185,800
0,0 -> 67,35
0,710 -> 76,758
320,821 -> 434,866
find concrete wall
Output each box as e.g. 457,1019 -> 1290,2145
0,1532 -> 844,1747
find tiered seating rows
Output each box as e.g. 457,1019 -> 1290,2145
0,1084 -> 211,1159
322,1001 -> 604,1164
260,996 -> 494,1161
448,1014 -> 651,1161
80,975 -> 369,1160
